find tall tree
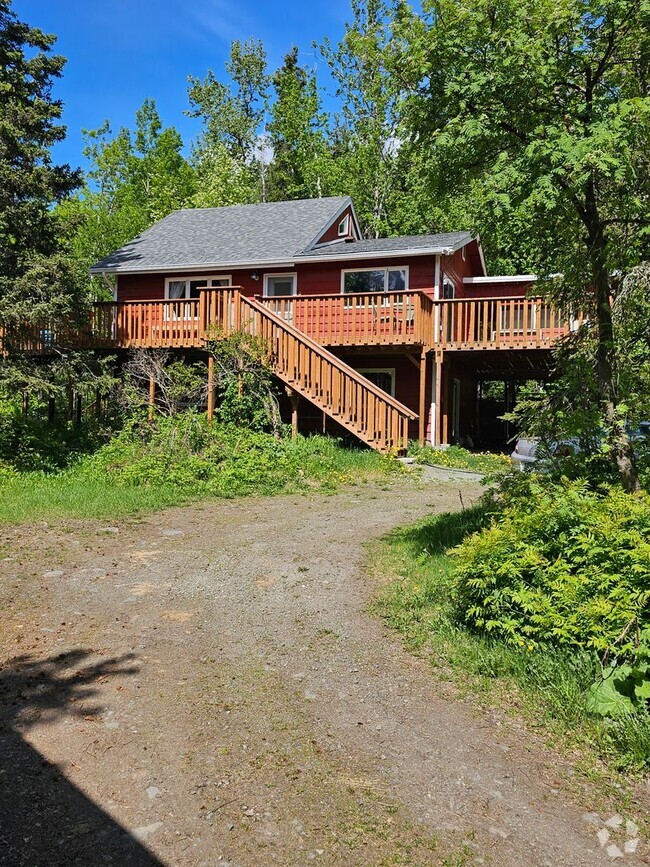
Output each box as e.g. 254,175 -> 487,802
267,47 -> 334,201
319,0 -> 408,237
57,99 -> 195,276
187,38 -> 270,205
396,0 -> 650,490
0,0 -> 80,282
0,0 -> 95,395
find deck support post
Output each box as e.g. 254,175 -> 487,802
286,387 -> 300,439
441,362 -> 450,446
47,397 -> 55,424
148,373 -> 156,422
433,352 -> 443,447
206,354 -> 215,424
22,389 -> 29,417
75,393 -> 82,425
418,348 -> 427,446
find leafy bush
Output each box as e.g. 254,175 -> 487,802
0,397 -> 107,472
408,442 -> 511,474
452,476 -> 650,652
78,411 -> 401,497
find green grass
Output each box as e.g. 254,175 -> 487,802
407,443 -> 511,475
0,433 -> 403,524
370,505 -> 650,775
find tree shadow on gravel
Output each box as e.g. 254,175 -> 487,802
387,502 -> 489,556
0,648 -> 164,866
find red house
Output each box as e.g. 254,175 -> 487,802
87,195 -> 569,453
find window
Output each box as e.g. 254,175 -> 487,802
338,214 -> 350,237
342,267 -> 408,294
358,368 -> 395,397
264,273 -> 297,297
165,275 -> 231,300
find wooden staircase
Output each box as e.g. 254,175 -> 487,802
202,289 -> 416,454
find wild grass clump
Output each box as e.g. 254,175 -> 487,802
407,442 -> 511,475
0,411 -> 402,524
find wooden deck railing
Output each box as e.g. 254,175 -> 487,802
434,296 -> 572,350
260,290 -> 434,347
1,290 -> 573,355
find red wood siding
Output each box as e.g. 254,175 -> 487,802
314,204 -> 355,245
339,352 -> 430,441
116,255 -> 439,302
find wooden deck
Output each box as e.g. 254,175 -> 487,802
1,289 -> 572,355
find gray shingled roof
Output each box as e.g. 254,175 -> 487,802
303,232 -> 472,258
90,197 -> 474,274
90,196 -> 351,273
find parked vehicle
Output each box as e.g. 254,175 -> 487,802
511,423 -> 650,471
510,438 -> 580,471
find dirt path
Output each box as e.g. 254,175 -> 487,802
0,473 -> 647,866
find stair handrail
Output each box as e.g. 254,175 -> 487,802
238,294 -> 418,419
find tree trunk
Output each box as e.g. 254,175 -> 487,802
586,202 -> 640,492
593,278 -> 640,492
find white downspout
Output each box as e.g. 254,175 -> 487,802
430,256 -> 442,444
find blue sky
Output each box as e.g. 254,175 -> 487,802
13,0 -> 351,170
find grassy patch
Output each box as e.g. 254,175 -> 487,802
0,427 -> 403,525
407,443 -> 511,475
370,505 -> 650,775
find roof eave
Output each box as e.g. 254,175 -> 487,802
90,244 -> 463,276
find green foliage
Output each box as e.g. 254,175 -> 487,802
267,47 -> 335,201
407,442 -> 510,474
374,505 -> 650,771
0,412 -> 402,523
396,0 -> 650,488
206,330 -> 281,433
56,99 -> 195,275
187,38 -> 269,205
0,1 -> 80,282
0,395 -> 108,472
78,413 -> 399,497
452,477 -> 650,652
318,0 -> 407,237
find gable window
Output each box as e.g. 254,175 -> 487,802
165,275 -> 231,301
342,267 -> 408,295
338,214 -> 351,237
264,273 -> 297,297
358,368 -> 395,397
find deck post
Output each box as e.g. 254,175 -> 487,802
22,389 -> 29,417
441,362 -> 450,445
418,348 -> 427,446
433,352 -> 443,447
47,397 -> 55,424
286,387 -> 300,439
148,372 -> 156,422
75,393 -> 82,425
206,354 -> 215,424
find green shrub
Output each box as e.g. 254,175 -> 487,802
0,397 -> 107,472
452,477 -> 650,652
77,411 -> 401,498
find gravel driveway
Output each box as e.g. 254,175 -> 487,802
0,472 -> 647,866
